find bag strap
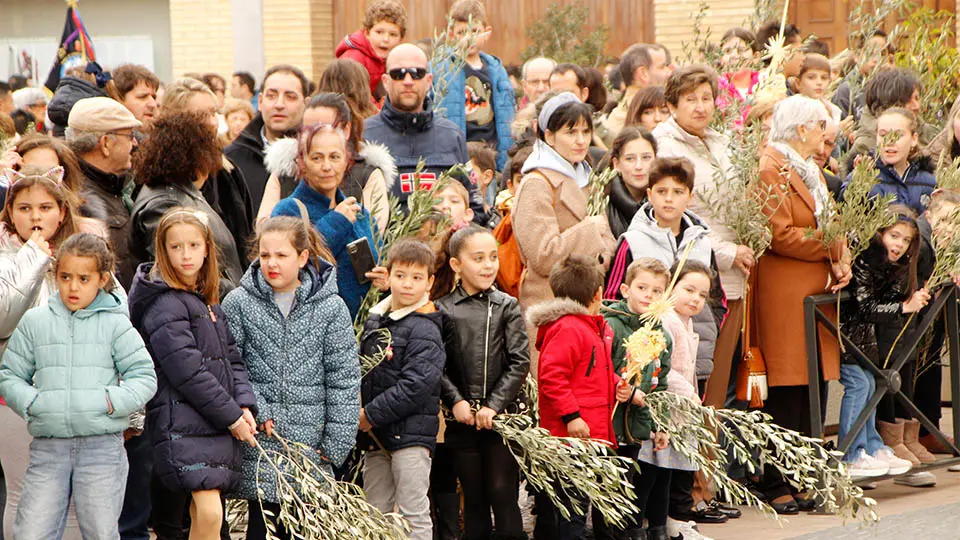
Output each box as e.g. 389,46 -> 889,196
292,198 -> 311,225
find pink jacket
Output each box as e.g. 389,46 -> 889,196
662,311 -> 700,402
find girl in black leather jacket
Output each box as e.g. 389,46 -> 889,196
838,208 -> 929,470
435,226 -> 531,540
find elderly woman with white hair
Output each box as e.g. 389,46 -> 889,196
12,87 -> 48,132
753,94 -> 851,512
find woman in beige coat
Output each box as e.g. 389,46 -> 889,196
513,93 -> 616,362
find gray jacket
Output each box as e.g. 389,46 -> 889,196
0,226 -> 54,360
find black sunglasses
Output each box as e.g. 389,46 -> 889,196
388,67 -> 428,81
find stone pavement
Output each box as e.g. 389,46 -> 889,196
700,464 -> 960,540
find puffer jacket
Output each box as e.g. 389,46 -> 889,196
434,51 -> 516,170
129,264 -> 257,493
653,116 -> 745,299
223,260 -> 360,502
363,97 -> 487,221
0,225 -> 54,360
47,76 -> 107,137
0,291 -> 156,438
272,181 -> 377,318
359,295 -> 445,453
335,29 -> 386,99
841,155 -> 936,216
841,240 -> 913,365
602,300 -> 672,445
129,182 -> 244,290
435,285 -> 530,413
528,297 -> 619,444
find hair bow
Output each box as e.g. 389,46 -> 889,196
85,62 -> 113,88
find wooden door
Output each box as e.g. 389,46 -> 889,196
789,0 -> 849,56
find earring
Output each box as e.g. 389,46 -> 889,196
802,136 -> 807,143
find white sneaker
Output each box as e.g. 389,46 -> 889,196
948,463 -> 960,472
894,471 -> 937,487
874,446 -> 913,475
861,481 -> 878,490
671,519 -> 714,540
845,449 -> 889,478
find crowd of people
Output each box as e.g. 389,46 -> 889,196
0,0 -> 959,539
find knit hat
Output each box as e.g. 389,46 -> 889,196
67,97 -> 142,132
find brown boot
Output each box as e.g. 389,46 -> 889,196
878,420 -> 921,466
901,419 -> 937,463
920,433 -> 956,454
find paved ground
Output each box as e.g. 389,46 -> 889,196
789,501 -> 960,539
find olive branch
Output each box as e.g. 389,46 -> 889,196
253,433 -> 409,539
646,392 -> 880,525
586,167 -> 618,217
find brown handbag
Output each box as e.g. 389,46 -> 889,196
736,273 -> 768,408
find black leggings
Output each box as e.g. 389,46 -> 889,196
447,424 -> 524,539
246,500 -> 289,540
636,461 -> 673,528
668,469 -> 694,519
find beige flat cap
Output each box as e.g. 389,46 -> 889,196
68,97 -> 142,132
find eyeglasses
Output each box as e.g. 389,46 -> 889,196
108,131 -> 137,141
388,67 -> 428,81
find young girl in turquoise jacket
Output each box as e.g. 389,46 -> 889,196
0,233 -> 157,539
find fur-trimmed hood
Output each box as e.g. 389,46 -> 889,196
526,297 -> 591,328
264,138 -> 398,192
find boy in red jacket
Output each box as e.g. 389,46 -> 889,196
335,0 -> 407,101
527,254 -> 621,539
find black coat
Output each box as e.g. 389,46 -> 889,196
48,76 -> 107,137
200,162 -> 255,264
128,264 -> 257,492
359,302 -> 445,453
842,240 -> 914,365
224,113 -> 297,211
363,98 -> 489,224
606,174 -> 645,240
78,159 -> 135,289
435,286 -> 530,413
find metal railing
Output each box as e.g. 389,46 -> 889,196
803,286 -> 960,476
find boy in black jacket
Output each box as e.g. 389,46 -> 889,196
360,239 -> 446,540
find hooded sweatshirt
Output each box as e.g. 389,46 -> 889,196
521,138 -> 592,189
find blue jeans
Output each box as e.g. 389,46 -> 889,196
839,364 -> 884,461
14,433 -> 128,540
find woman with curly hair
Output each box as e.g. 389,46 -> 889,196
157,78 -> 256,266
129,110 -> 245,288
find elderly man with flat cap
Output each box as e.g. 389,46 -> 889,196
66,96 -> 142,289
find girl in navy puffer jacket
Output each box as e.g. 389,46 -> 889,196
223,217 -> 361,540
842,107 -> 936,215
128,208 -> 258,540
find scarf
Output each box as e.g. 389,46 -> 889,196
771,142 -> 833,228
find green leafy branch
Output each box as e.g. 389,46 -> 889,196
254,434 -> 409,539
646,392 -> 879,525
586,167 -> 618,217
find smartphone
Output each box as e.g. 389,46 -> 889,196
347,237 -> 376,283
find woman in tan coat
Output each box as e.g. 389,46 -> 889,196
513,93 -> 616,360
755,95 -> 851,512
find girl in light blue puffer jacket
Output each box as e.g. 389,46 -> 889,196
0,233 -> 156,540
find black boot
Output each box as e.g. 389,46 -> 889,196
624,528 -> 648,540
648,526 -> 669,540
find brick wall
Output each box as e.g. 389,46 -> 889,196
168,0 -> 235,79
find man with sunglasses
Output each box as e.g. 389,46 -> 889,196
365,43 -> 488,223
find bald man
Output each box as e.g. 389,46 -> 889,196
521,57 -> 557,108
365,43 -> 489,222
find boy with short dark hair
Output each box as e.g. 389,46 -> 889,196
527,254 -> 621,539
359,238 -> 446,540
435,0 -> 516,170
